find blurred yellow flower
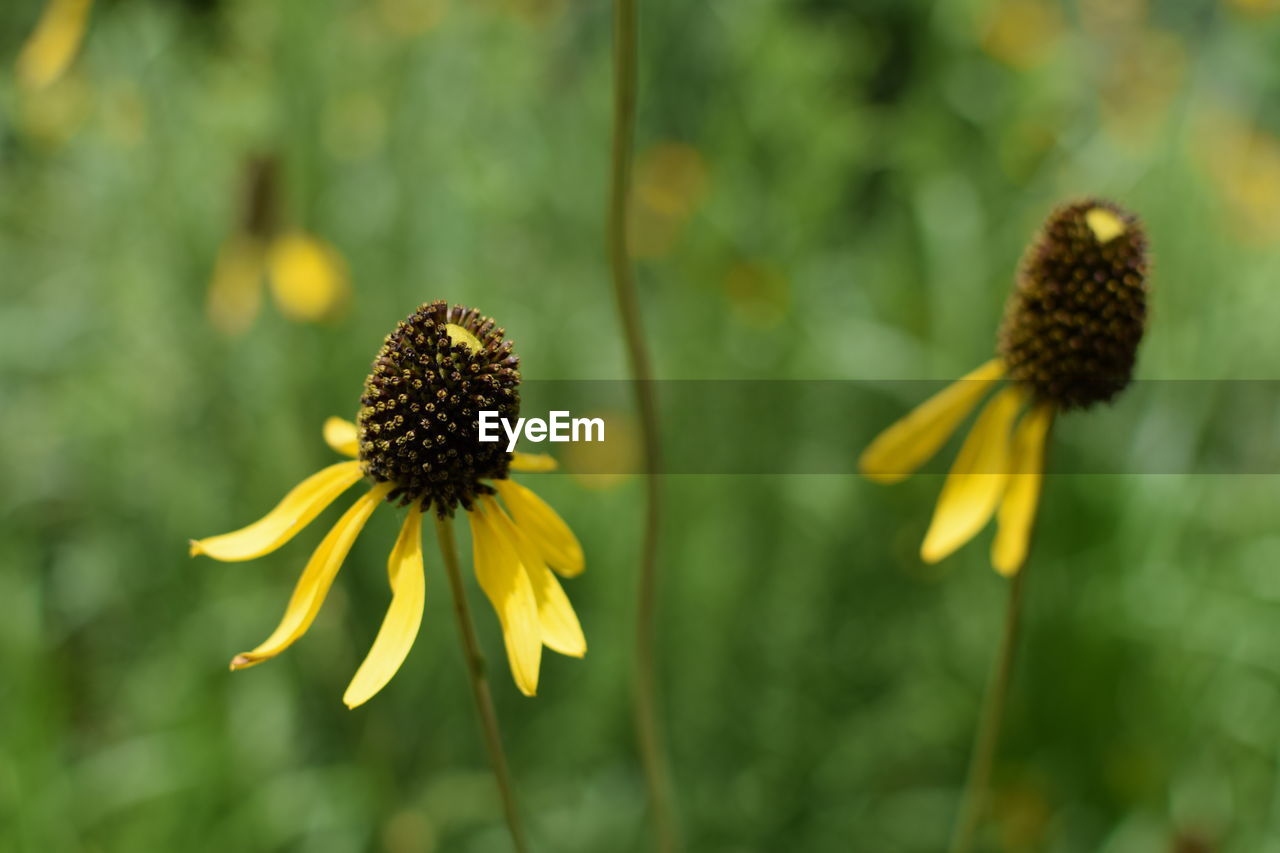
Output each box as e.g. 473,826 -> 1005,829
1225,0 -> 1279,14
207,156 -> 350,334
564,409 -> 639,491
628,142 -> 709,260
723,261 -> 789,329
1192,107 -> 1280,245
1097,29 -> 1186,146
16,0 -> 93,93
376,0 -> 449,36
861,200 -> 1149,575
267,233 -> 351,323
191,302 -> 586,705
980,0 -> 1063,69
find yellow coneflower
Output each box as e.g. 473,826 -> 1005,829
862,200 -> 1150,853
861,199 -> 1150,575
16,0 -> 93,93
191,301 -> 586,707
207,156 -> 350,335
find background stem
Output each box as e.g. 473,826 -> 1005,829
948,568 -> 1027,853
607,1 -> 679,850
435,514 -> 530,853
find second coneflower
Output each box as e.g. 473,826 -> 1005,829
207,155 -> 351,335
860,199 -> 1149,575
191,301 -> 586,707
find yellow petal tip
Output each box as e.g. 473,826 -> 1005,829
992,559 -> 1022,578
1085,207 -> 1126,244
859,464 -> 906,486
229,654 -> 256,671
189,539 -> 204,557
920,546 -> 945,565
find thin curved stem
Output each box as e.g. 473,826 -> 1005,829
948,568 -> 1026,853
435,514 -> 530,853
607,1 -> 679,850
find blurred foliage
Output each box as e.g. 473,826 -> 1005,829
4,0 -> 1280,851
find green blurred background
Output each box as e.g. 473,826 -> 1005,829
5,0 -> 1280,850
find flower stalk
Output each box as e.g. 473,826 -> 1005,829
608,0 -> 679,849
948,554 -> 1026,853
436,514 -> 530,853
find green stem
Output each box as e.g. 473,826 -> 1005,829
435,514 -> 530,853
948,568 -> 1027,853
607,2 -> 679,850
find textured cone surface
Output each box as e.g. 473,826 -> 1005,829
998,199 -> 1149,410
358,301 -> 519,513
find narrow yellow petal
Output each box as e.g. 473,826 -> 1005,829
992,402 -> 1054,577
230,483 -> 391,670
190,460 -> 364,561
860,359 -> 1006,484
266,232 -> 350,323
343,510 -> 426,708
492,479 -> 584,577
509,452 -> 558,473
323,417 -> 359,458
16,0 -> 93,92
920,385 -> 1026,564
483,497 -> 585,658
469,506 -> 542,696
206,235 -> 265,336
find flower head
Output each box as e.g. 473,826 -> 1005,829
861,199 -> 1149,575
358,302 -> 519,512
191,302 -> 585,705
998,200 -> 1148,410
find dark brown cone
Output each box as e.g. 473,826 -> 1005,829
998,199 -> 1149,410
358,301 -> 520,514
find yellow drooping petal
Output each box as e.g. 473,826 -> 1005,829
469,506 -> 542,696
230,483 -> 392,670
860,359 -> 1006,485
16,0 -> 93,93
483,497 -> 585,658
509,452 -> 558,473
324,417 -> 359,458
920,385 -> 1026,564
992,402 -> 1055,577
266,232 -> 350,323
343,510 -> 426,708
190,460 -> 365,561
492,479 -> 584,577
207,235 -> 265,336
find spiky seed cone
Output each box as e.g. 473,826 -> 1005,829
998,199 -> 1149,410
358,301 -> 520,514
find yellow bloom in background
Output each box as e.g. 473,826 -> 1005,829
861,200 -> 1150,576
191,301 -> 586,705
628,142 -> 709,260
1191,106 -> 1280,245
207,156 -> 350,335
16,0 -> 93,93
980,0 -> 1063,70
